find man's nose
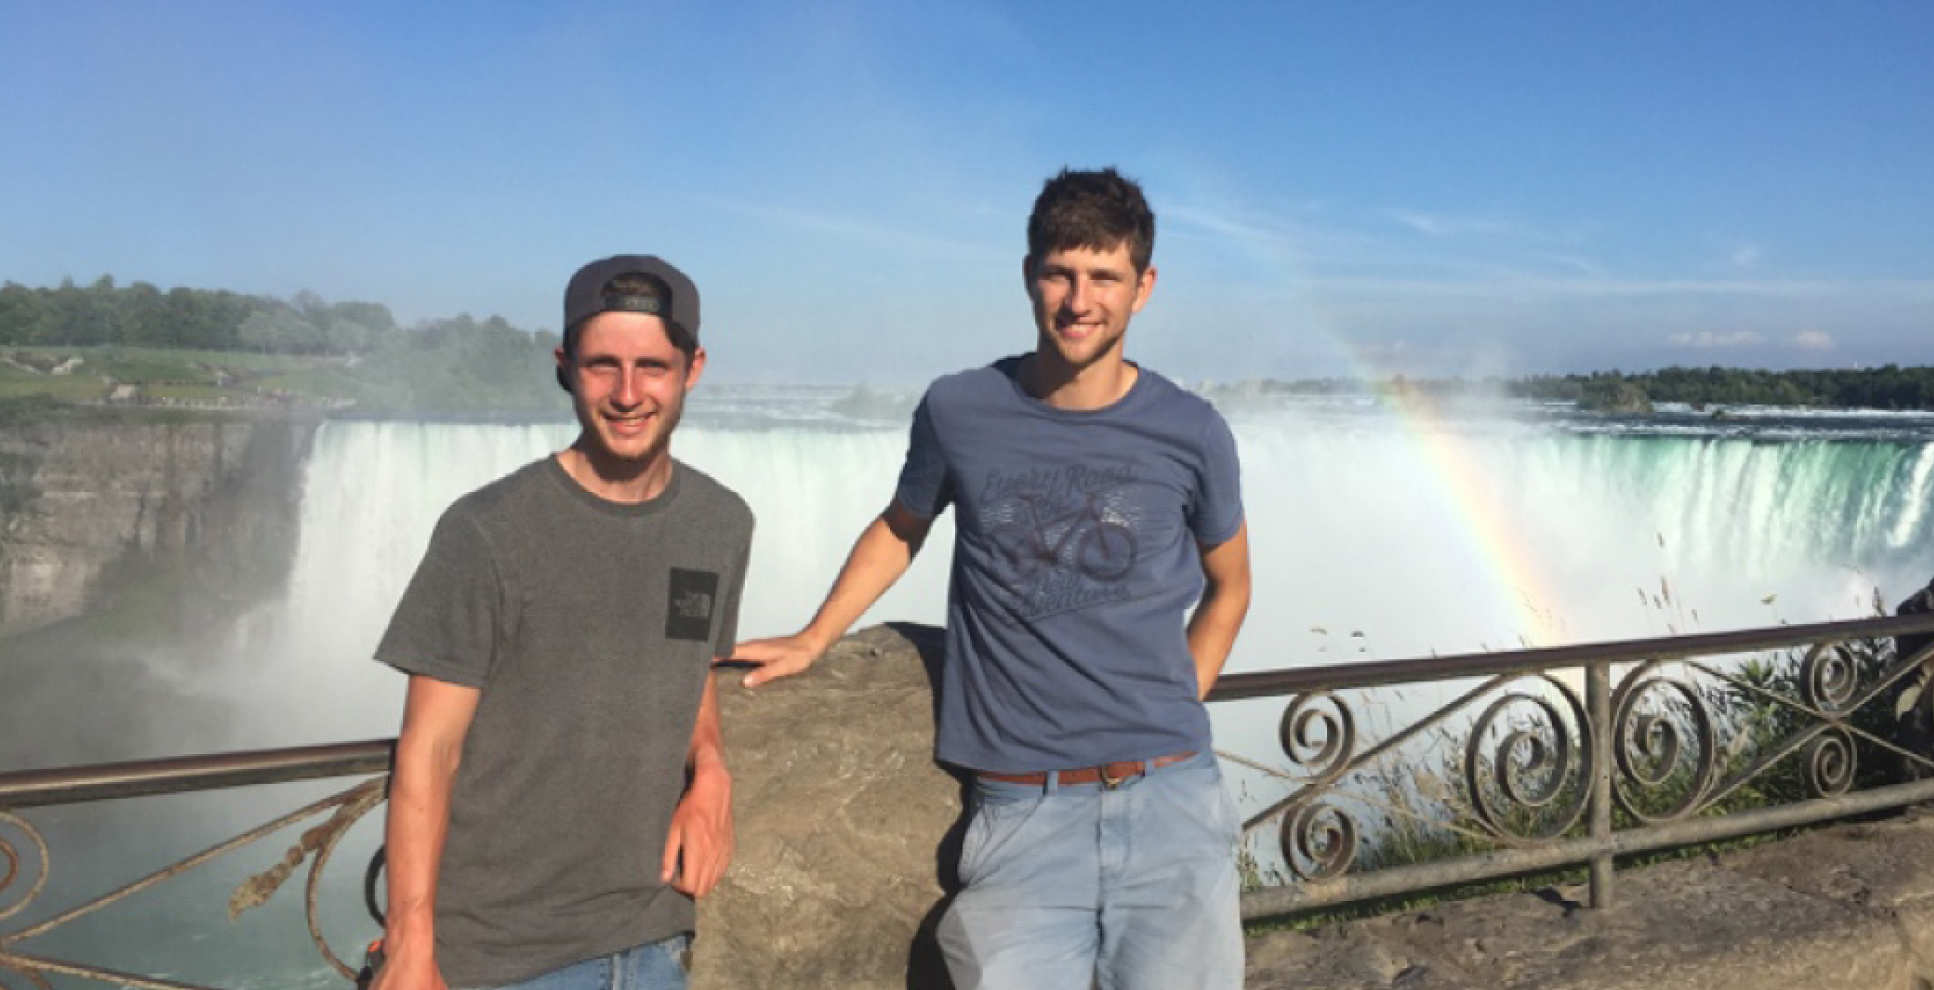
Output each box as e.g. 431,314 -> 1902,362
1065,277 -> 1093,313
615,368 -> 644,406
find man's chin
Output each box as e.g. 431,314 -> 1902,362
584,433 -> 667,467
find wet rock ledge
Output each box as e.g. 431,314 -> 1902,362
699,622 -> 1934,989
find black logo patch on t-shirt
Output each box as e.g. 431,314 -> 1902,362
666,568 -> 720,642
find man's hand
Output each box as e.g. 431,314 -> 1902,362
661,764 -> 733,897
368,937 -> 445,990
728,632 -> 828,688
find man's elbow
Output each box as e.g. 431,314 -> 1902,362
881,501 -> 934,552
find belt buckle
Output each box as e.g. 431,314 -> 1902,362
1098,764 -> 1127,790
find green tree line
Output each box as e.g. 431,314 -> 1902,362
2,275 -> 565,414
1511,365 -> 1934,411
0,275 -> 400,353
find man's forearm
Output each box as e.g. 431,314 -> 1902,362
382,680 -> 475,955
1188,522 -> 1253,700
798,509 -> 925,650
687,673 -> 726,778
384,732 -> 461,946
737,503 -> 933,687
1187,581 -> 1250,699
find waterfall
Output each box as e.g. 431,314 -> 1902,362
199,405 -> 1934,754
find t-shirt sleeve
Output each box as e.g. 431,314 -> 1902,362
1188,411 -> 1245,547
374,507 -> 501,687
712,522 -> 753,657
892,393 -> 954,520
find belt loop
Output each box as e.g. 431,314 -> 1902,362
1143,757 -> 1157,777
1045,770 -> 1061,794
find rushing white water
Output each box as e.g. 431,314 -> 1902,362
197,394 -> 1934,755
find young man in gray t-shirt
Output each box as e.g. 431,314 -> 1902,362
372,255 -> 753,990
737,169 -> 1252,988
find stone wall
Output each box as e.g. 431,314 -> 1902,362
0,411 -> 316,635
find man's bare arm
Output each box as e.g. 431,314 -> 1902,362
662,672 -> 731,896
1188,519 -> 1252,699
733,500 -> 933,686
372,675 -> 480,990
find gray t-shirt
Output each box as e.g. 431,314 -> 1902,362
375,456 -> 752,987
895,357 -> 1243,772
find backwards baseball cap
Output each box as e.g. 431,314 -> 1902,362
562,254 -> 700,340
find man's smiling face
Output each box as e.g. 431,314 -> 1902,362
1025,241 -> 1155,372
557,311 -> 704,466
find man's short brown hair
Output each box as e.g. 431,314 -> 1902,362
1026,167 -> 1156,273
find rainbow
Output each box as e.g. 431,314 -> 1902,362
1338,342 -> 1568,648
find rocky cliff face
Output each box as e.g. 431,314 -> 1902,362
0,411 -> 316,636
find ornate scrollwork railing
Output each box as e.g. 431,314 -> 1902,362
0,741 -> 391,989
1207,612 -> 1934,920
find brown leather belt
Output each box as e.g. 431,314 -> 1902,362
977,751 -> 1197,789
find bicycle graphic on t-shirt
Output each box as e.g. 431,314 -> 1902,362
989,490 -> 1138,582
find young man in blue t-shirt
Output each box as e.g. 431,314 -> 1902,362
735,167 -> 1252,988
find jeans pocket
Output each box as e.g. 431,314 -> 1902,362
958,790 -> 1044,887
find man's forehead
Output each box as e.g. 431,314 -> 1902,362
574,311 -> 678,349
1036,241 -> 1137,268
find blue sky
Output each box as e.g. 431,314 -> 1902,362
3,1 -> 1929,383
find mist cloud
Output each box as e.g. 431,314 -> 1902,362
1668,330 -> 1767,349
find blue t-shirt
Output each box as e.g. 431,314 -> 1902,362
895,356 -> 1244,772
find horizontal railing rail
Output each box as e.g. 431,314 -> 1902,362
1207,612 -> 1934,701
0,739 -> 393,809
7,612 -> 1934,984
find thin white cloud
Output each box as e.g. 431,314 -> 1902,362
1382,208 -> 1555,242
697,195 -> 994,259
1385,208 -> 1518,238
1164,204 -> 1307,248
1792,330 -> 1836,351
1668,330 -> 1766,349
1546,253 -> 1607,277
1731,243 -> 1763,269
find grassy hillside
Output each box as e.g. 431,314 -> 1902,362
2,339 -> 566,418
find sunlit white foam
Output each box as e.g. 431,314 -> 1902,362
204,413 -> 1934,769
1891,444 -> 1934,549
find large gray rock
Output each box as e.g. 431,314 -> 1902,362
696,622 -> 963,990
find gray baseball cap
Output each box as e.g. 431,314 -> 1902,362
562,254 -> 700,338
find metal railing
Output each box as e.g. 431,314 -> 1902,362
6,613 -> 1934,984
0,741 -> 392,989
1206,612 -> 1934,920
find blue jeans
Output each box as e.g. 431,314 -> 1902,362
936,751 -> 1244,989
458,934 -> 690,990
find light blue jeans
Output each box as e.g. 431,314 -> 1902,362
458,934 -> 689,990
936,751 -> 1245,989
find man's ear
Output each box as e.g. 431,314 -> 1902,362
683,346 -> 707,392
1132,263 -> 1158,314
554,345 -> 572,393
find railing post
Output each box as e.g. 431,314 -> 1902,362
1587,660 -> 1614,908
